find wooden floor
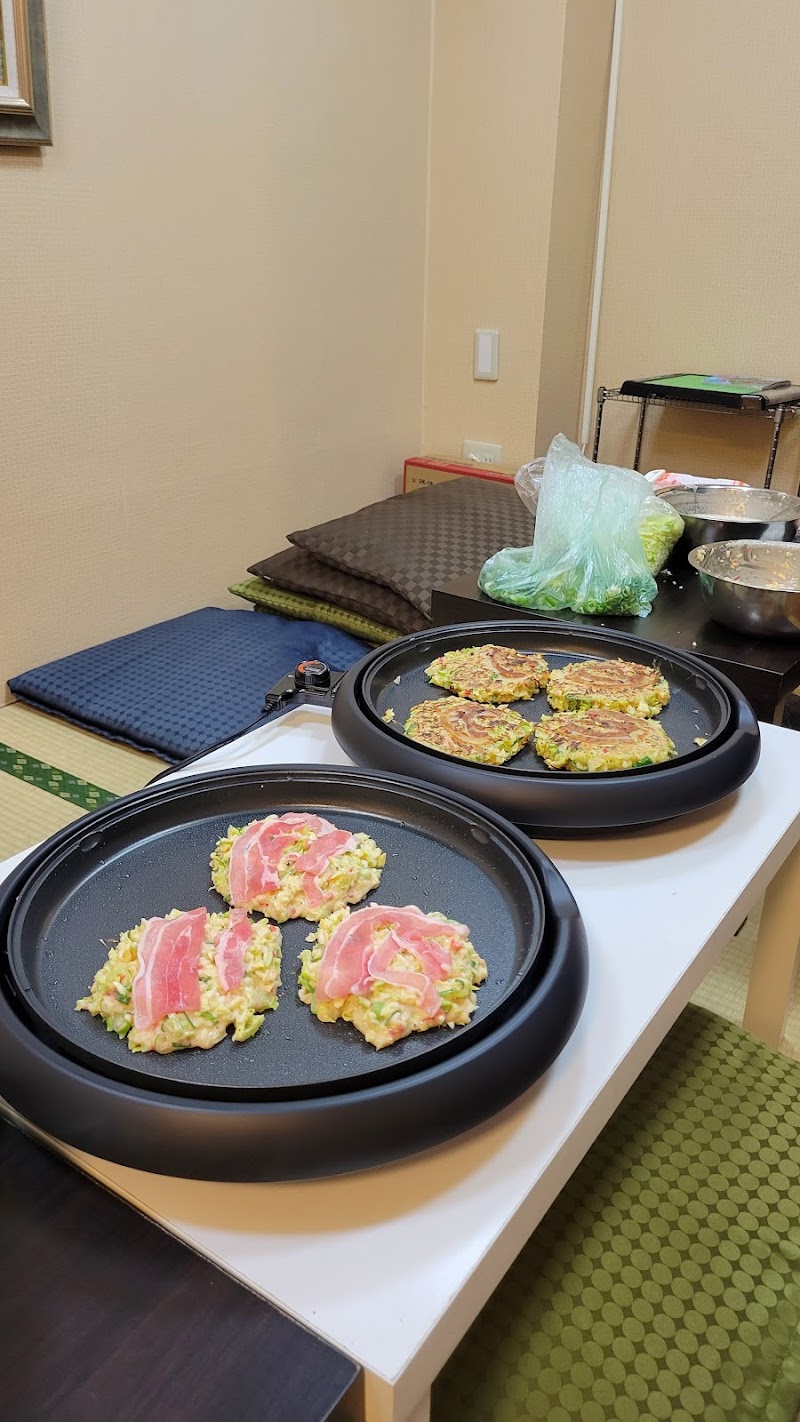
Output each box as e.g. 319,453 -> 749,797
1,700 -> 798,1059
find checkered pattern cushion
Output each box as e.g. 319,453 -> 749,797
7,608 -> 370,762
247,546 -> 426,633
432,1005 -> 800,1422
288,480 -> 533,617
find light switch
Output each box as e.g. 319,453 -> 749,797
474,329 -> 499,381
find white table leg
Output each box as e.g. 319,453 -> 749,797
336,1377 -> 431,1422
743,836 -> 800,1046
360,1384 -> 429,1422
404,1392 -> 431,1422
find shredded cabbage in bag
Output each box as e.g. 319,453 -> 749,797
639,498 -> 684,576
479,435 -> 683,618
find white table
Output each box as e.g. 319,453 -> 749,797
4,707 -> 800,1422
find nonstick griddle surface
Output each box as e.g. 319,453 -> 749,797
366,634 -> 729,775
6,770 -> 546,1100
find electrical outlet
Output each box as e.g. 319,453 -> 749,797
463,440 -> 503,464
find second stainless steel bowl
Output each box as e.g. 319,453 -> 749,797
689,540 -> 800,638
659,485 -> 800,551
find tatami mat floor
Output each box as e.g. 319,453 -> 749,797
0,703 -> 163,797
690,901 -> 800,1060
0,703 -> 165,860
1,701 -> 799,1059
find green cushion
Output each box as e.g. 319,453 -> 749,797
247,546 -> 427,634
229,579 -> 398,646
432,1005 -> 800,1422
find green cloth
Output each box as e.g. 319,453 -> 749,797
0,742 -> 116,811
432,1005 -> 800,1422
229,579 -> 398,645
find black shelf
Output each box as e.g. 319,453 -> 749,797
593,385 -> 800,490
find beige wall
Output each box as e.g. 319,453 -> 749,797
593,0 -> 800,491
0,0 -> 432,689
422,0 -> 566,470
422,0 -> 614,470
7,0 -> 800,695
423,0 -> 800,485
535,0 -> 614,454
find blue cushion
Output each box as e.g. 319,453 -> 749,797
8,607 -> 369,762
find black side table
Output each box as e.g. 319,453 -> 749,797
592,385 -> 800,490
431,569 -> 800,725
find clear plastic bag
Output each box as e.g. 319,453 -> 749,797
479,434 -> 683,618
514,457 -> 546,518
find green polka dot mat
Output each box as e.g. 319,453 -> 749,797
432,1005 -> 800,1422
0,743 -> 116,812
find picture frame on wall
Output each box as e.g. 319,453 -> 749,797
0,0 -> 50,145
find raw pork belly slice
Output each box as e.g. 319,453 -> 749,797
214,907 -> 254,994
299,903 -> 488,1049
227,813 -> 338,905
211,812 -> 385,923
132,907 -> 207,1030
315,904 -> 467,1006
77,908 -> 282,1055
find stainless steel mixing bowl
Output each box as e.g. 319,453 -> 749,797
658,486 -> 800,552
689,540 -> 800,638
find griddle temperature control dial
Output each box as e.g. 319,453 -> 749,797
294,659 -> 331,691
261,661 -> 343,719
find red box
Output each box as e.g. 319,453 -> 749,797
403,455 -> 515,494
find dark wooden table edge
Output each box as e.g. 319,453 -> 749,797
0,1109 -> 360,1422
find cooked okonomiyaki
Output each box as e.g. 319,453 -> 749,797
211,812 -> 385,921
546,658 -> 669,718
425,643 -> 549,703
534,709 -> 676,772
76,907 -> 281,1054
404,697 -> 532,765
298,903 -> 488,1049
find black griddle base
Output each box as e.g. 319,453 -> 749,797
332,622 -> 760,836
0,768 -> 588,1181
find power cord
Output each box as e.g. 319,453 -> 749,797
146,661 -> 341,787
